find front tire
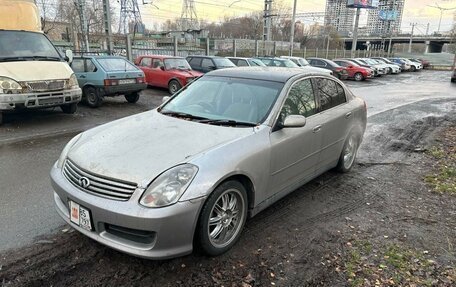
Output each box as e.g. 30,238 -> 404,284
168,80 -> 182,94
336,132 -> 360,173
197,180 -> 248,256
354,72 -> 364,82
60,103 -> 78,114
410,66 -> 416,72
125,92 -> 140,103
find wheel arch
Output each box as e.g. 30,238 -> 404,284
168,77 -> 183,87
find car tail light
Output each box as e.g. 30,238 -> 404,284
136,77 -> 145,84
104,79 -> 119,86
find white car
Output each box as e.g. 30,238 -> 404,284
280,56 -> 334,76
369,59 -> 401,74
400,58 -> 422,72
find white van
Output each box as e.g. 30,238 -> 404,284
0,0 -> 82,124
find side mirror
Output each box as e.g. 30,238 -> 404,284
162,96 -> 170,104
160,66 -> 165,71
282,115 -> 306,128
65,50 -> 73,63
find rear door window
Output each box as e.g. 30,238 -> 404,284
140,57 -> 152,67
237,59 -> 248,67
314,78 -> 346,111
71,59 -> 85,73
152,59 -> 164,69
188,57 -> 202,67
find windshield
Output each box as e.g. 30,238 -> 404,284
164,58 -> 191,70
297,58 -> 309,66
282,60 -> 299,68
97,58 -> 138,71
0,30 -> 61,61
213,58 -> 236,68
160,76 -> 284,125
249,59 -> 266,66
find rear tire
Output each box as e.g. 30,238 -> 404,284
168,80 -> 182,94
60,103 -> 78,114
336,131 -> 360,173
354,72 -> 364,82
125,92 -> 140,103
84,86 -> 102,108
197,180 -> 248,256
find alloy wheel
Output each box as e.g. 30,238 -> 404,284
343,135 -> 357,170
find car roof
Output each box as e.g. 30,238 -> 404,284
74,55 -> 127,60
227,57 -> 250,60
205,67 -> 322,83
138,55 -> 184,60
186,55 -> 225,59
255,57 -> 289,61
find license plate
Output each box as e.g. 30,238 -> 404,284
38,97 -> 64,106
119,79 -> 136,85
69,200 -> 93,231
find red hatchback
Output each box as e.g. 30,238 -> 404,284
333,59 -> 373,81
135,55 -> 203,94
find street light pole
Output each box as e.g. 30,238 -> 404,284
289,0 -> 297,56
408,22 -> 416,53
351,8 -> 361,58
387,0 -> 397,56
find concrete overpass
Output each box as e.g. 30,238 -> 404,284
342,36 -> 454,53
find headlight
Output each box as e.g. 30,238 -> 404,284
57,133 -> 82,168
140,164 -> 198,208
0,77 -> 22,94
67,74 -> 79,89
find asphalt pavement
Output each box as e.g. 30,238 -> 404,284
0,70 -> 454,252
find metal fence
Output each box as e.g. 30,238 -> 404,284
53,36 -> 391,62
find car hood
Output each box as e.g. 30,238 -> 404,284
0,61 -> 73,81
301,66 -> 331,74
67,110 -> 255,185
167,69 -> 203,77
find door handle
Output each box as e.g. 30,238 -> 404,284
312,125 -> 322,133
345,112 -> 352,119
79,75 -> 86,78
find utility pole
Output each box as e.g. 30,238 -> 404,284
351,8 -> 361,58
427,5 -> 456,34
102,0 -> 113,55
76,0 -> 90,52
263,0 -> 273,41
289,0 -> 297,56
408,22 -> 416,53
387,0 -> 397,56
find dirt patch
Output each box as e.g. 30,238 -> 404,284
1,115 -> 456,287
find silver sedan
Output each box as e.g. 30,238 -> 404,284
50,67 -> 367,259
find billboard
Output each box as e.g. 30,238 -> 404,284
347,0 -> 379,9
379,10 -> 398,21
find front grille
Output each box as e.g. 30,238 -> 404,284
26,80 -> 66,92
63,160 -> 138,201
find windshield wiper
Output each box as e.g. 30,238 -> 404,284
0,57 -> 27,62
161,111 -> 209,121
199,119 -> 258,127
29,56 -> 62,61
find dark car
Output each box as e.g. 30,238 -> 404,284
186,55 -> 236,73
306,58 -> 349,80
71,56 -> 147,108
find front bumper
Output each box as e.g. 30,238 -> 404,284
50,163 -> 205,259
0,88 -> 82,111
101,83 -> 147,96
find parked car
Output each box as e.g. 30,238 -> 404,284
71,56 -> 146,107
368,58 -> 401,74
343,58 -> 381,77
258,56 -> 333,76
391,58 -> 421,72
389,58 -> 411,71
0,0 -> 82,125
410,58 -> 430,69
135,55 -> 203,94
280,56 -> 333,76
333,59 -> 374,81
451,67 -> 456,83
371,57 -> 402,70
306,57 -> 349,80
186,55 -> 236,73
51,67 -> 367,259
227,57 -> 266,67
355,58 -> 389,75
